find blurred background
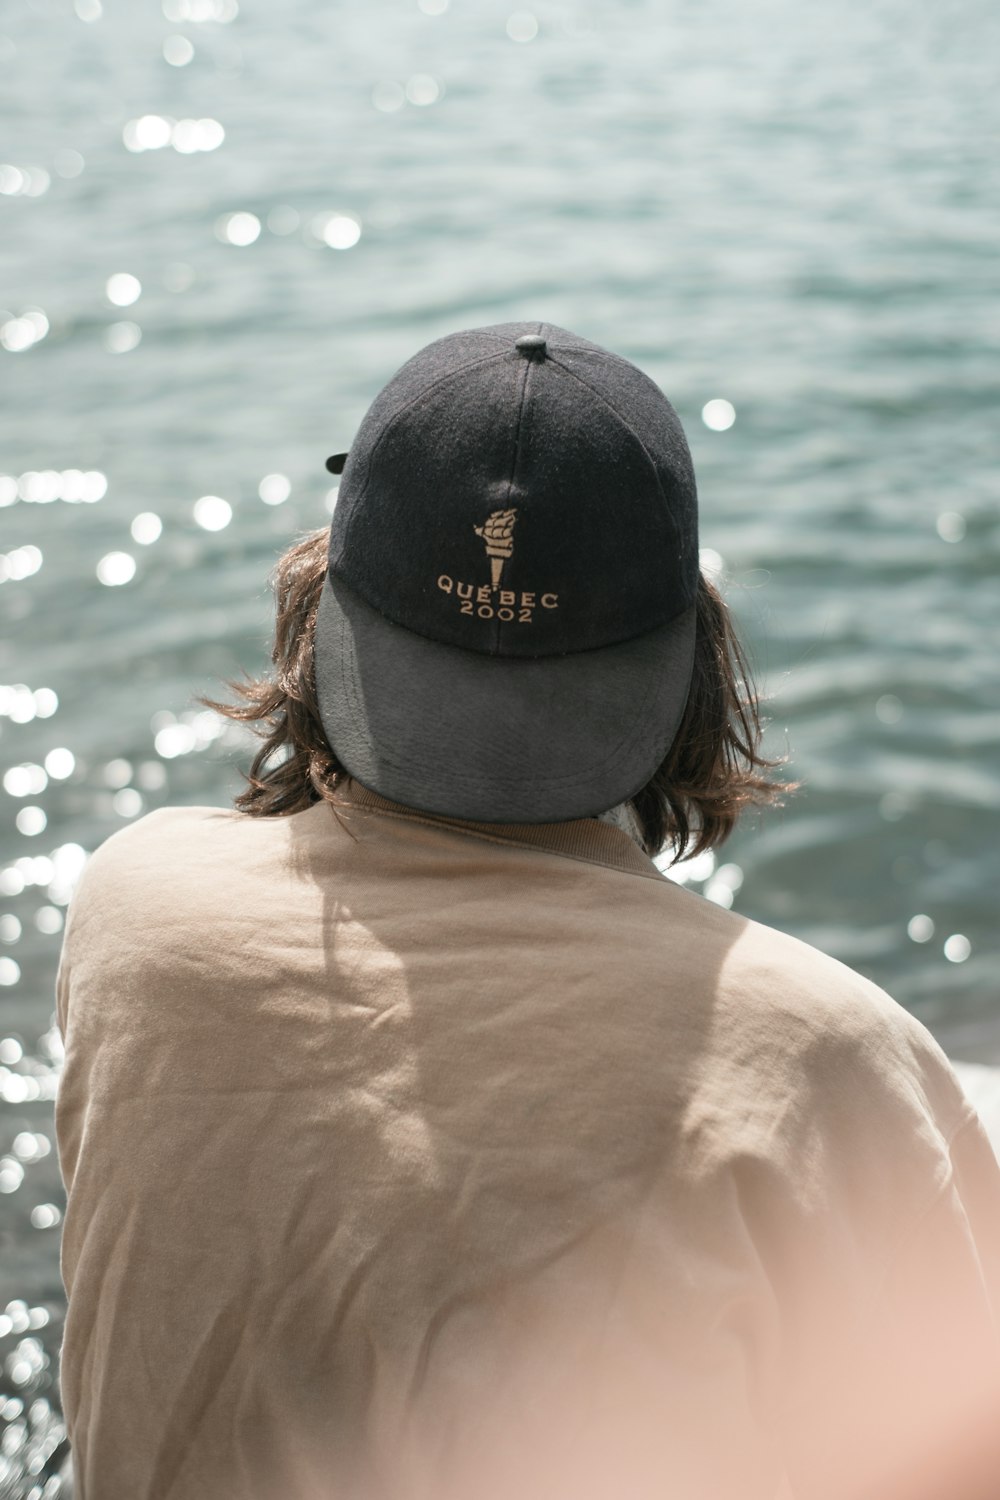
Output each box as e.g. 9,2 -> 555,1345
1,0 -> 999,1489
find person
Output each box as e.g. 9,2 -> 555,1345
54,322 -> 1000,1500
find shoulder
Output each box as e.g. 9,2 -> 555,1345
79,801 -> 235,866
711,909 -> 974,1152
94,802 -> 231,845
594,867 -> 968,1134
64,804 -> 244,917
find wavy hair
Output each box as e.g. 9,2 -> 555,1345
196,527 -> 797,863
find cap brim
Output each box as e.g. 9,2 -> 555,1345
314,570 -> 697,825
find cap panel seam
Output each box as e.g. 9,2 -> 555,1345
492,341 -> 534,650
336,346 -> 510,561
503,343 -> 532,505
544,353 -> 679,519
546,351 -> 697,595
544,343 -> 678,412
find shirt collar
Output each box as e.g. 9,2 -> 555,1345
327,778 -> 666,881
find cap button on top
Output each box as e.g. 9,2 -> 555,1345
514,333 -> 547,358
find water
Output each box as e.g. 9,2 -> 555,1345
2,0 -> 999,1487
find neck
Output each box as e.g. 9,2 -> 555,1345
595,801 -> 646,850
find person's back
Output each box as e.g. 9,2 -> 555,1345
55,324 -> 1000,1498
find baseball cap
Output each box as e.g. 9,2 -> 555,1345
313,321 -> 700,824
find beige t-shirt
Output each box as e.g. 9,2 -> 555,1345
55,780 -> 1000,1500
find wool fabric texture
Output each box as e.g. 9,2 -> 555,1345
313,321 -> 701,823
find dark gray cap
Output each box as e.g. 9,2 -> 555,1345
314,321 -> 699,823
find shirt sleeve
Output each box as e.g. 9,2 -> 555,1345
784,1107 -> 1000,1500
55,932 -> 71,1042
53,845 -> 92,1044
53,872 -> 89,1196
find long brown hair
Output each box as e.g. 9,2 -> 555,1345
196,527 -> 797,863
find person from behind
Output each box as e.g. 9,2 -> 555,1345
55,323 -> 1000,1499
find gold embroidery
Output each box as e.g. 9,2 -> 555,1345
474,508 -> 518,589
436,513 -> 561,625
436,575 -> 558,616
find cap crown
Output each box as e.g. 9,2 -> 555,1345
328,322 -> 699,659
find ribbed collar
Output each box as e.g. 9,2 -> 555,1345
327,779 -> 665,881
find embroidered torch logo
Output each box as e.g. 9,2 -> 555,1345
474,508 -> 518,589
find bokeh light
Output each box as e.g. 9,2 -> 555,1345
131,512 -> 163,544
15,808 -> 47,837
0,166 -> 50,197
30,1205 -> 62,1230
163,34 -> 195,65
405,74 -> 441,106
215,211 -> 261,246
875,694 -> 904,725
259,474 -> 291,505
105,273 -> 142,307
1,310 -> 49,353
163,0 -> 239,20
125,114 -> 172,151
193,495 -> 233,530
54,149 -> 85,177
0,545 -> 43,582
936,511 -> 966,543
317,213 -> 362,249
907,914 -> 934,943
124,115 -> 223,153
3,765 -> 48,798
103,321 -> 142,353
943,934 -> 971,963
96,552 -> 137,585
506,11 -> 539,42
701,399 -> 736,431
44,749 -> 75,780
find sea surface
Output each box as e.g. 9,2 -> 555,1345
1,0 -> 999,1490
